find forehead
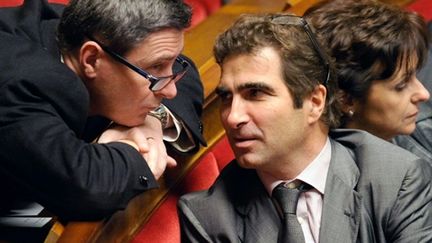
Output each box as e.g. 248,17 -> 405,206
378,54 -> 419,85
126,28 -> 184,63
219,47 -> 284,89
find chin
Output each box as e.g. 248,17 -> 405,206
236,154 -> 261,169
401,122 -> 417,134
402,127 -> 416,135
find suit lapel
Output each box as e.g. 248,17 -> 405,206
241,194 -> 280,243
233,167 -> 280,243
319,139 -> 362,243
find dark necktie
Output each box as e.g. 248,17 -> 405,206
272,181 -> 309,243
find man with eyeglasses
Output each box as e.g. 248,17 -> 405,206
0,0 -> 205,230
177,13 -> 432,242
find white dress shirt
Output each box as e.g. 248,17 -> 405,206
162,106 -> 196,152
258,137 -> 332,243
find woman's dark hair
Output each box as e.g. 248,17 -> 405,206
304,0 -> 429,102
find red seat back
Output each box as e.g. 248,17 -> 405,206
407,0 -> 432,21
132,136 -> 234,243
0,0 -> 24,7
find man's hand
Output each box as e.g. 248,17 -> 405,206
98,116 -> 177,179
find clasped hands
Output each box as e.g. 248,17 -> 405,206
97,115 -> 176,180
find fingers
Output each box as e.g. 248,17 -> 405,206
142,136 -> 176,180
98,123 -> 175,180
97,126 -> 126,143
128,127 -> 151,153
98,126 -> 151,153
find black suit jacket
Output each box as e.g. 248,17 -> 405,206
0,0 -> 205,220
178,129 -> 432,243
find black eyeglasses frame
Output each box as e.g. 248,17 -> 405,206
86,36 -> 190,91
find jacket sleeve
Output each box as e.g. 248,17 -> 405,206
163,55 -> 206,148
386,158 -> 432,243
0,58 -> 158,220
0,0 -> 160,221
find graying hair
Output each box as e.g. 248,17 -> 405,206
57,0 -> 191,54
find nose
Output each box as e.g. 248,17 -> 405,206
221,97 -> 249,129
412,77 -> 430,103
154,81 -> 177,99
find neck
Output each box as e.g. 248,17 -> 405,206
265,125 -> 329,180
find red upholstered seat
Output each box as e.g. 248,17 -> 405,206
0,0 -> 68,7
0,0 -> 23,7
407,0 -> 432,21
47,0 -> 69,4
200,0 -> 222,15
184,0 -> 224,28
184,0 -> 209,29
132,136 -> 234,243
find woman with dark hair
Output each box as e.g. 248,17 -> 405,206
305,0 -> 432,162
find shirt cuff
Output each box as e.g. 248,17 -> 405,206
163,106 -> 196,152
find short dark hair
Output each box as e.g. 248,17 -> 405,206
57,0 -> 192,55
304,0 -> 429,102
214,13 -> 342,128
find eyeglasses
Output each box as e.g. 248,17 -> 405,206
86,36 -> 190,91
270,15 -> 330,86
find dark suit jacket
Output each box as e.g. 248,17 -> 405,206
178,129 -> 432,243
0,0 -> 204,220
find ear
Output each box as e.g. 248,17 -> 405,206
79,41 -> 104,79
307,84 -> 327,124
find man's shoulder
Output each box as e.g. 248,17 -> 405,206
331,128 -> 418,157
330,129 -> 430,182
330,129 -> 432,212
331,129 -> 425,170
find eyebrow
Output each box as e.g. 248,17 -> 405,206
238,82 -> 274,93
400,69 -> 416,83
153,47 -> 185,62
215,86 -> 229,97
136,50 -> 184,66
215,81 -> 275,96
136,56 -> 173,66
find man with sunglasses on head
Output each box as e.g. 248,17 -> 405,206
178,13 -> 432,242
0,0 -> 206,227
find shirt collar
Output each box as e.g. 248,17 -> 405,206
258,137 -> 331,195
